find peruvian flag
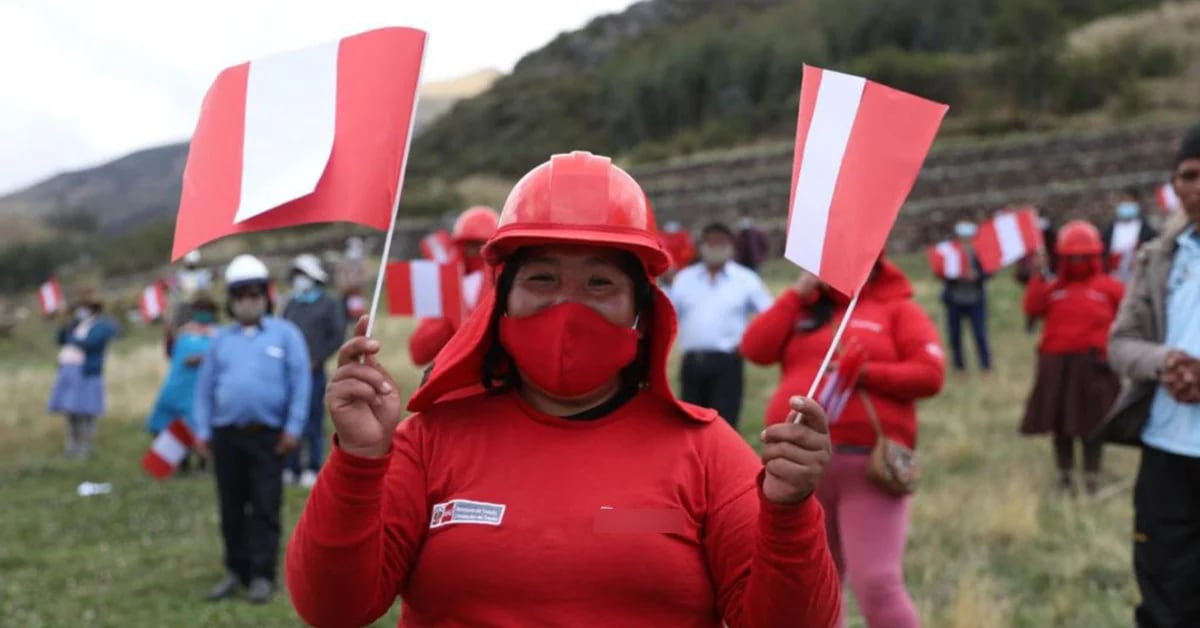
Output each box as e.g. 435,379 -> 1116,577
785,65 -> 948,296
385,260 -> 463,325
142,419 -> 196,480
973,208 -> 1044,273
171,27 -> 427,260
139,283 -> 167,323
1157,182 -> 1182,214
38,278 -> 63,316
420,229 -> 455,263
815,339 -> 868,424
927,240 -> 970,279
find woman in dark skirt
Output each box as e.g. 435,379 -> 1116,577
48,287 -> 120,458
1021,220 -> 1125,495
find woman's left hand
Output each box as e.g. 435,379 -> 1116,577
760,396 -> 831,505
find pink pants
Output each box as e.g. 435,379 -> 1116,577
816,452 -> 920,628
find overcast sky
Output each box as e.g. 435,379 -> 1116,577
0,0 -> 638,194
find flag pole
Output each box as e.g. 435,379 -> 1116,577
792,289 -> 861,424
364,37 -> 428,339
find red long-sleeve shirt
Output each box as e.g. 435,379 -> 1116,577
740,261 -> 944,449
1023,271 -> 1124,356
287,391 -> 840,627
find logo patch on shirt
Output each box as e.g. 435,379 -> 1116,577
429,499 -> 506,529
849,320 -> 883,333
265,345 -> 285,359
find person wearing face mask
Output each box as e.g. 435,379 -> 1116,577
48,287 -> 120,458
742,260 -> 944,628
192,254 -> 311,604
1020,221 -> 1124,496
408,205 -> 499,366
1101,123 -> 1200,626
146,291 -> 219,474
1102,189 -> 1158,284
734,208 -> 769,273
286,151 -> 840,627
941,220 -> 992,374
281,254 -> 346,488
668,222 -> 774,428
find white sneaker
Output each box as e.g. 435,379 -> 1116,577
282,469 -> 297,485
299,469 -> 318,489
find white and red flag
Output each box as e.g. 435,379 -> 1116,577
815,340 -> 868,424
139,283 -> 167,323
784,65 -> 948,297
1157,182 -> 1182,214
972,208 -> 1043,273
927,240 -> 970,279
385,260 -> 463,325
420,229 -> 455,263
38,278 -> 63,316
142,418 -> 196,480
171,27 -> 427,260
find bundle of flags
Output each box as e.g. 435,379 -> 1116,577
142,418 -> 196,480
815,340 -> 868,424
38,278 -> 63,317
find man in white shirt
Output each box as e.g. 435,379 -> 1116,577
667,222 -> 773,428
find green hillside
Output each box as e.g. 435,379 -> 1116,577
411,0 -> 1179,178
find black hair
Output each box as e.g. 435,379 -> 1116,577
1121,187 -> 1140,199
700,222 -> 735,241
480,249 -> 655,394
1175,123 -> 1200,169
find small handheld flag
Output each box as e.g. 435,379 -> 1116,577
139,283 -> 167,323
385,260 -> 464,326
420,230 -> 455,263
927,241 -> 969,280
142,419 -> 196,480
38,278 -> 63,316
783,66 -> 947,423
972,208 -> 1043,273
815,339 -> 868,424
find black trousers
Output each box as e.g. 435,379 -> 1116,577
681,351 -> 744,428
1134,445 -> 1200,628
212,426 -> 285,584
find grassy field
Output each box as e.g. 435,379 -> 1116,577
0,257 -> 1141,627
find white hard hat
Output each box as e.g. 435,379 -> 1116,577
224,254 -> 270,288
183,250 -> 202,264
290,253 -> 328,283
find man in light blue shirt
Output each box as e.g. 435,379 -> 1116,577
1106,123 -> 1200,627
194,254 -> 311,605
667,222 -> 773,428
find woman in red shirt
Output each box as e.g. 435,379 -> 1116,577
741,259 -> 944,628
287,151 -> 840,627
1020,220 -> 1124,496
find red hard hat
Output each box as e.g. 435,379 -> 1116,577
482,151 -> 670,276
452,206 -> 499,243
1055,220 -> 1103,256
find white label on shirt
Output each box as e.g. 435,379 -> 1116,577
429,499 -> 506,529
265,345 -> 285,359
849,319 -> 883,333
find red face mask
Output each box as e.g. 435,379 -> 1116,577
499,301 -> 639,398
1061,259 -> 1094,280
463,255 -> 486,274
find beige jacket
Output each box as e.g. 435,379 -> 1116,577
1102,212 -> 1192,445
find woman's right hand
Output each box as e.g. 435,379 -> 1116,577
327,316 -> 404,459
793,270 -> 820,297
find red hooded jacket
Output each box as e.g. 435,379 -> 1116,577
1022,267 -> 1124,356
741,261 -> 944,449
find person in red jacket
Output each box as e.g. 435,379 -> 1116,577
407,206 -> 499,366
286,151 -> 841,628
1020,220 -> 1125,496
742,259 -> 944,628
659,220 -> 696,281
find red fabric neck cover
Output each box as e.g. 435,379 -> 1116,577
407,276 -> 715,423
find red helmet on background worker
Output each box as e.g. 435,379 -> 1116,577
1055,220 -> 1103,256
483,151 -> 670,276
452,206 -> 500,244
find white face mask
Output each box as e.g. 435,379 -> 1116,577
231,296 -> 266,324
701,243 -> 734,267
74,307 -> 92,321
292,275 -> 316,294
